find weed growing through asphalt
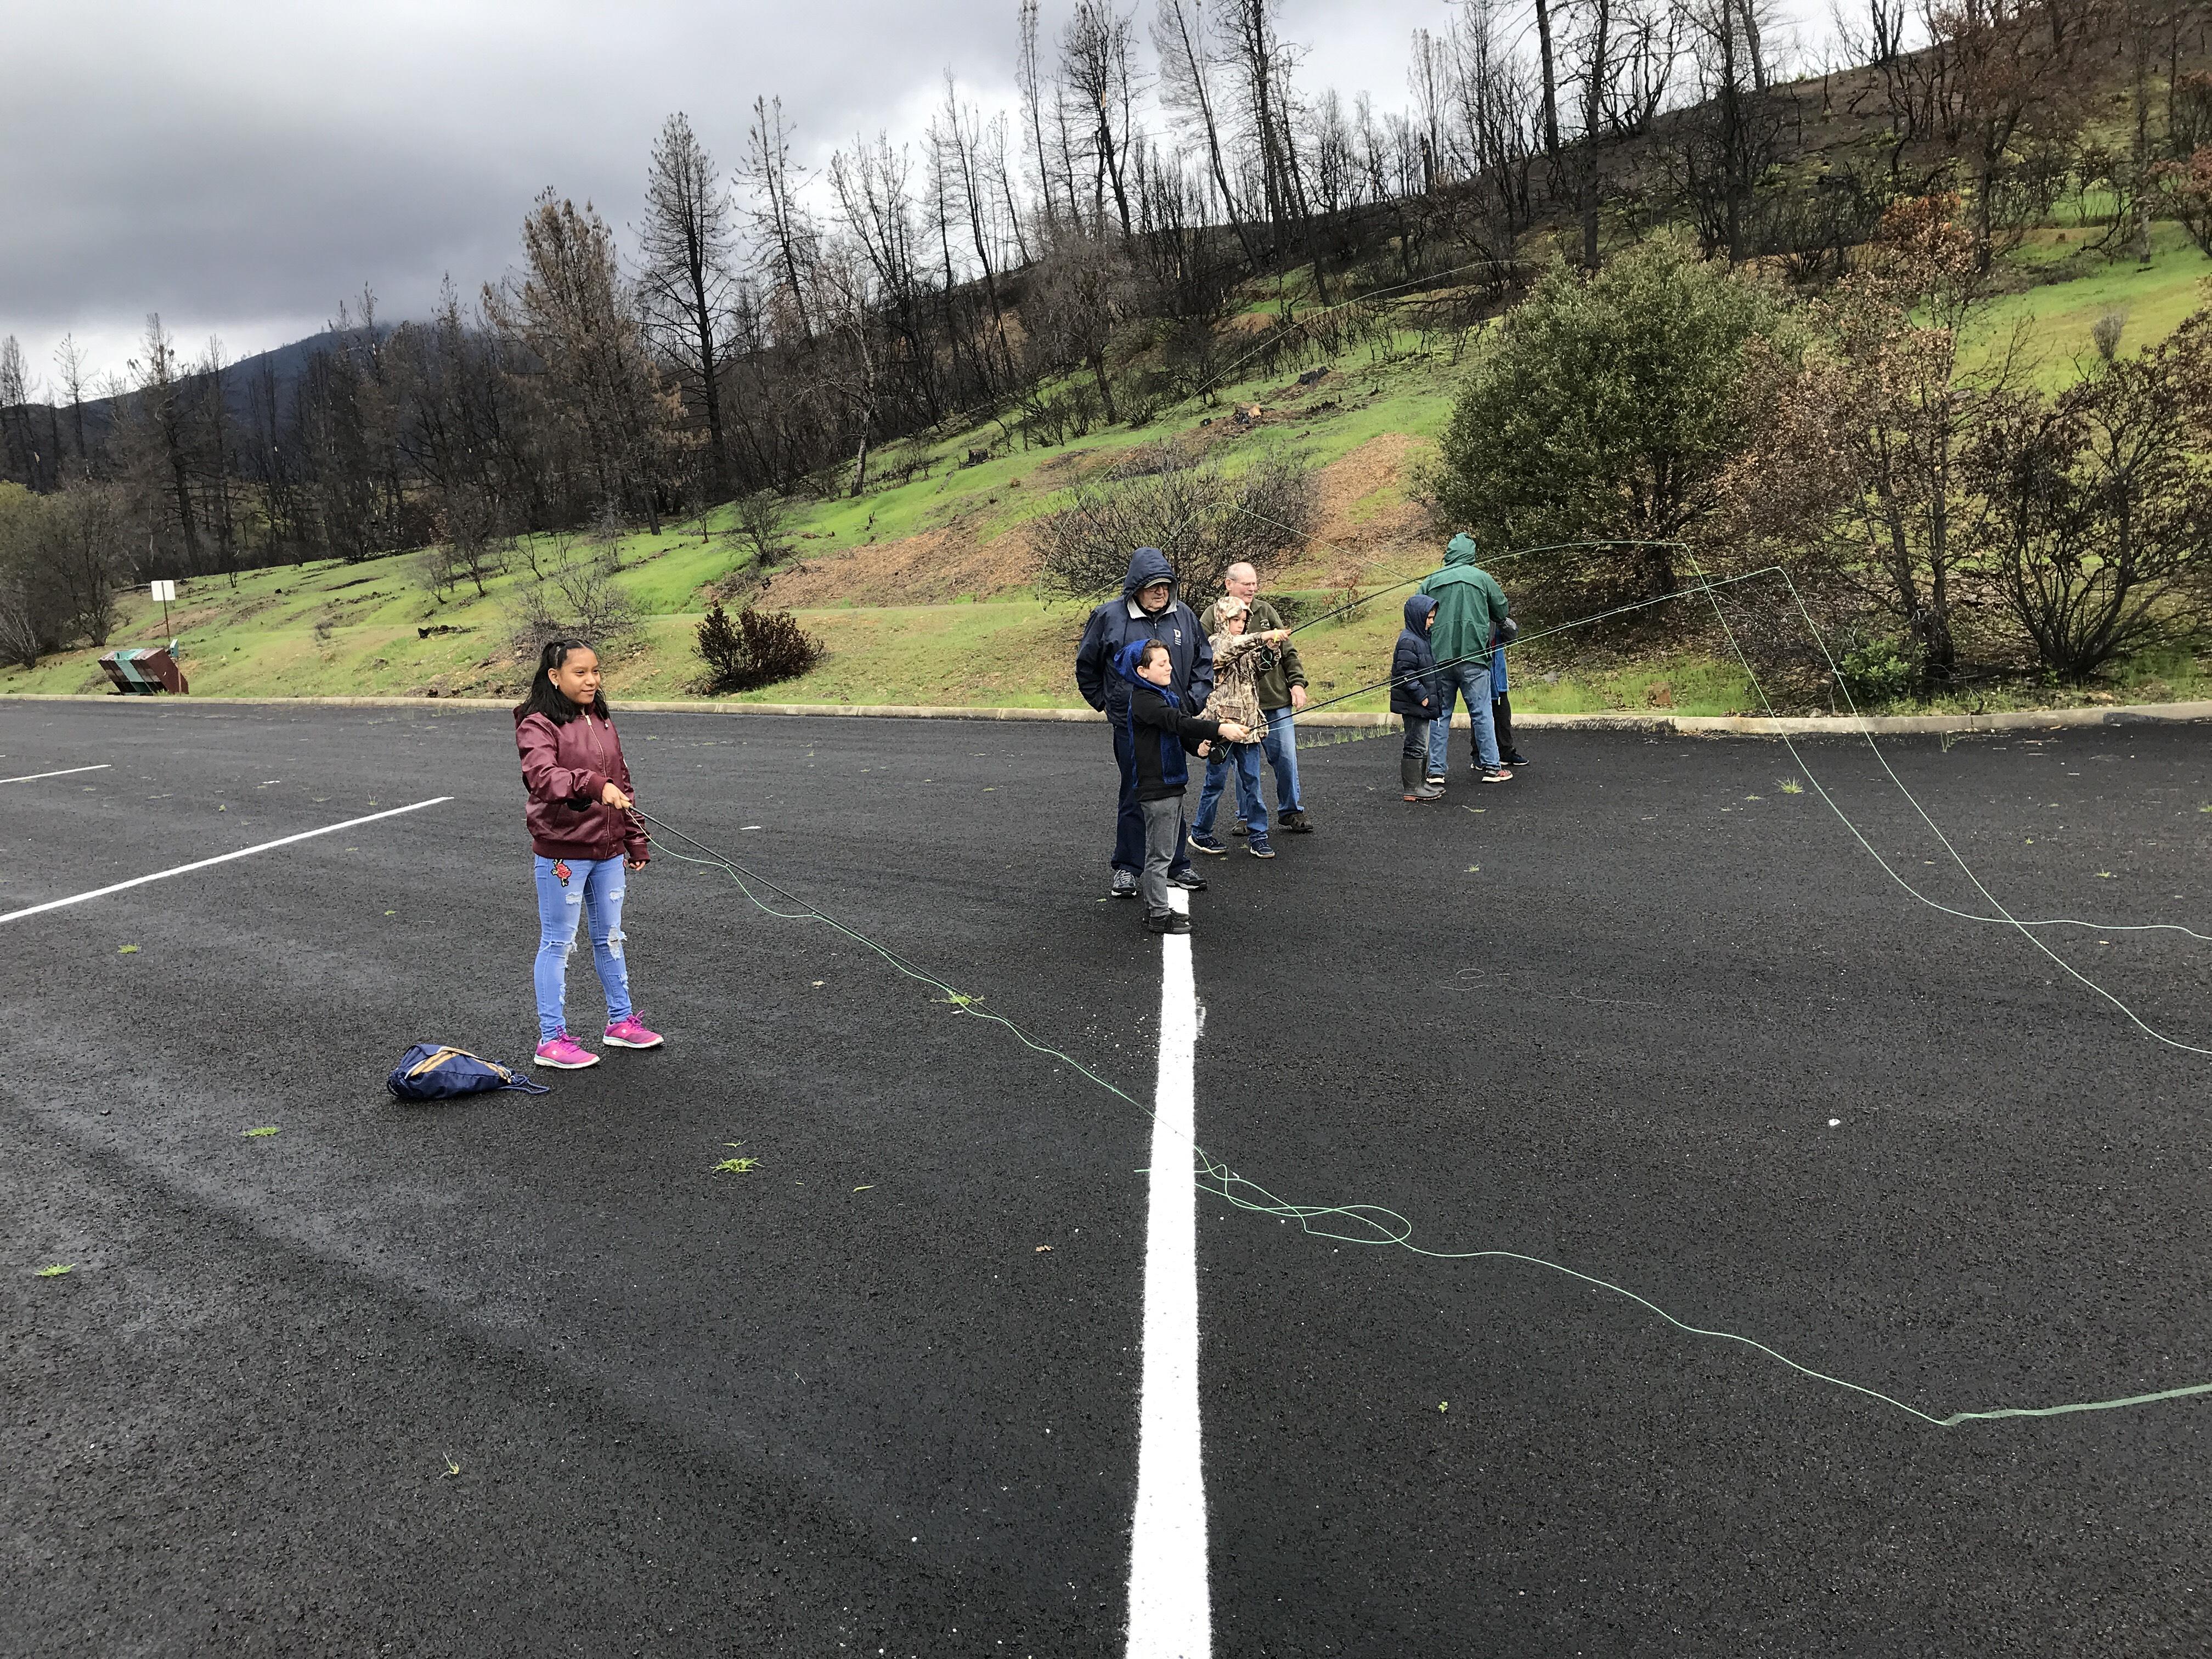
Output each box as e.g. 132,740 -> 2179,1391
443,1454 -> 462,1478
1779,778 -> 1804,794
117,945 -> 139,955
34,1263 -> 73,1278
242,1126 -> 280,1137
713,1142 -> 760,1175
938,992 -> 982,1011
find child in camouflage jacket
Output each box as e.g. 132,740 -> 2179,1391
1189,596 -> 1291,860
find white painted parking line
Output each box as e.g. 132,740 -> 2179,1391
0,764 -> 111,785
0,797 -> 453,926
1126,885 -> 1211,1659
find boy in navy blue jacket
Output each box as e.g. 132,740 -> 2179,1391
1115,639 -> 1251,933
1074,547 -> 1216,900
1391,595 -> 1442,803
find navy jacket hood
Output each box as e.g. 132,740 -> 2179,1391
1122,546 -> 1176,601
1403,593 -> 1437,630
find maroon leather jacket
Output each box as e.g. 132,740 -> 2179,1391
515,708 -> 648,864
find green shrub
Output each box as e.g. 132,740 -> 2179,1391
694,602 -> 823,693
1837,637 -> 1920,706
1428,236 -> 1786,611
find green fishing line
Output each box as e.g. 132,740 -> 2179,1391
630,765 -> 2212,1429
1638,542 -> 2212,1056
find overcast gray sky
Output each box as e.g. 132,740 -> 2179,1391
2,0 -> 1821,394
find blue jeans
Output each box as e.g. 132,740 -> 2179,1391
1111,718 -> 1192,878
1260,706 -> 1303,817
1193,741 -> 1267,841
1426,661 -> 1501,775
533,854 -> 633,1042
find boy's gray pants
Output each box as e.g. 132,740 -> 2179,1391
1138,795 -> 1183,916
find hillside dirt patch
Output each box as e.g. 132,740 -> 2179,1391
754,431 -> 1430,608
755,519 -> 1046,608
1267,432 -> 1432,588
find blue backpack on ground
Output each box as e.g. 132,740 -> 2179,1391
386,1043 -> 551,1100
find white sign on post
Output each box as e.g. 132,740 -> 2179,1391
150,580 -> 176,602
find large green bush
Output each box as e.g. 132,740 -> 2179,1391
1429,238 -> 1785,611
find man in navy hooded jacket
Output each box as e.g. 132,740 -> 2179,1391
1074,546 -> 1216,897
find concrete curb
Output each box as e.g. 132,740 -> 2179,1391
1510,699 -> 2212,735
5,691 -> 2209,736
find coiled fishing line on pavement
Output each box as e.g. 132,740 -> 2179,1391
624,554 -> 2212,1431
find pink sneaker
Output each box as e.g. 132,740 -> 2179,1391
603,1015 -> 663,1051
534,1032 -> 600,1069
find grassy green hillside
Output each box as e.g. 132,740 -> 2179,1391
1968,223 -> 2211,380
8,232 -> 2211,720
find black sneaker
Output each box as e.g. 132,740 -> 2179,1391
1169,870 -> 1208,891
1280,811 -> 1314,834
1229,820 -> 1249,837
1143,912 -> 1193,935
1187,832 -> 1229,856
1504,749 -> 1530,766
1424,775 -> 1446,789
1111,870 -> 1138,898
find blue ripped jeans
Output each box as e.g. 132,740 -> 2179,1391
1193,741 -> 1266,840
533,854 -> 633,1042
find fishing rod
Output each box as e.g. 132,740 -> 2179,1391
1218,508 -> 1705,638
1273,540 -> 1713,638
1284,565 -> 1788,721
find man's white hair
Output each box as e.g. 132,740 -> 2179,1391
1224,562 -> 1259,584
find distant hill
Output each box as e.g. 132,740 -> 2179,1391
211,323 -> 395,409
27,322 -> 395,435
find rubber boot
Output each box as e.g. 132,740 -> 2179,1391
1401,751 -> 1429,802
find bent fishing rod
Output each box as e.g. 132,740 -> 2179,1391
1214,510 -> 1698,639
1282,563 -> 1783,722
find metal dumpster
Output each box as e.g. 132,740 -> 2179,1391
98,647 -> 189,695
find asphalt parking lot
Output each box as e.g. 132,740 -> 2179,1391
4,701 -> 2210,1657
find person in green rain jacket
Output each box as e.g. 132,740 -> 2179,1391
1419,533 -> 1514,785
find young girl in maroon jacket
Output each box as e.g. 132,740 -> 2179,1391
514,639 -> 664,1069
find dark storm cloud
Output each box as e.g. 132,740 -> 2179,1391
4,0 -> 1439,381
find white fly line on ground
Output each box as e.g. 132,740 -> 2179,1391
1126,884 -> 1212,1659
0,798 -> 453,926
0,764 -> 111,784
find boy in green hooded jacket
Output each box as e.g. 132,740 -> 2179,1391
1418,532 -> 1513,785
